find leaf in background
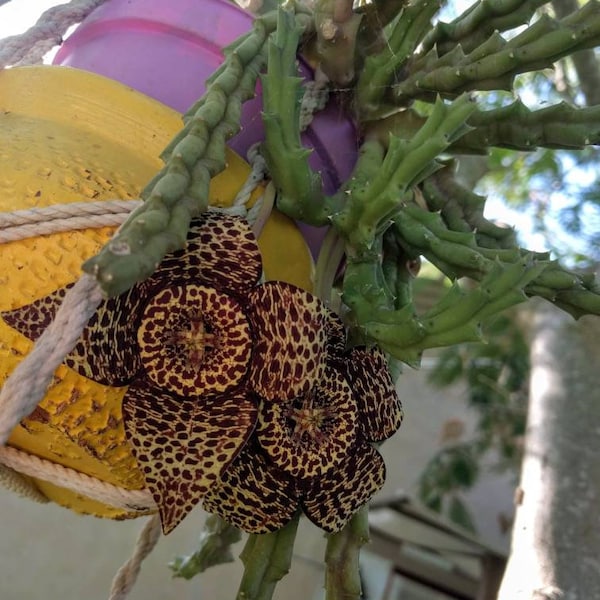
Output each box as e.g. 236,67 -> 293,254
428,346 -> 465,387
447,495 -> 477,533
448,445 -> 479,488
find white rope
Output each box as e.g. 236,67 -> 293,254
0,200 -> 142,229
248,181 -> 275,238
0,274 -> 104,445
299,71 -> 330,131
108,515 -> 162,600
0,196 -> 269,243
0,445 -> 155,511
0,200 -> 143,243
10,37 -> 60,67
0,0 -> 107,68
233,144 -> 268,207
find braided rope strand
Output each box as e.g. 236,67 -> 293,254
299,75 -> 330,132
108,515 -> 162,600
0,274 -> 104,445
0,0 -> 107,68
0,200 -> 143,228
0,200 -> 142,242
0,445 -> 155,511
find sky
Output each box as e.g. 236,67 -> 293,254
0,0 -> 59,39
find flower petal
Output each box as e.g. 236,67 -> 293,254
2,284 -> 148,385
122,381 -> 257,534
150,213 -> 262,295
300,443 -> 386,533
326,311 -> 347,364
2,287 -> 69,340
202,441 -> 298,534
256,366 -> 357,479
137,284 -> 252,398
346,347 -> 403,442
246,282 -> 330,401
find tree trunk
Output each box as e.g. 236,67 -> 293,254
498,303 -> 600,599
551,0 -> 600,106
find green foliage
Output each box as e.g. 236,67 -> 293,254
169,515 -> 242,580
419,314 -> 529,529
448,496 -> 479,533
258,2 -> 600,371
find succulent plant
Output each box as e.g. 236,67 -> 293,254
17,1 -> 600,598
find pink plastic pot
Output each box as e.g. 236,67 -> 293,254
53,0 -> 357,198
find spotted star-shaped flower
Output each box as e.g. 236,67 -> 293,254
3,214 -> 315,530
202,344 -> 403,533
2,212 -> 403,534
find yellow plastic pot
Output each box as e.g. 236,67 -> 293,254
0,66 -> 313,519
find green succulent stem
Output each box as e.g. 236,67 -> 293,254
356,0 -> 441,116
334,94 -> 476,252
365,100 -> 600,154
340,163 -> 600,361
169,515 -> 241,580
324,506 -> 369,600
393,3 -> 600,103
420,167 -> 518,249
237,514 -> 300,600
343,249 -> 400,325
367,258 -> 549,365
314,226 -> 346,304
391,200 -> 600,320
81,15 -> 278,297
357,0 -> 410,29
261,7 -> 337,225
314,0 -> 363,84
421,0 -> 548,55
456,100 -> 600,152
382,227 -> 418,310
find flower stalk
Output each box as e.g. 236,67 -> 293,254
169,515 -> 242,580
237,513 -> 300,600
324,506 -> 369,600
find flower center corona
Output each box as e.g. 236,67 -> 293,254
256,366 -> 359,479
168,313 -> 217,366
286,398 -> 333,447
